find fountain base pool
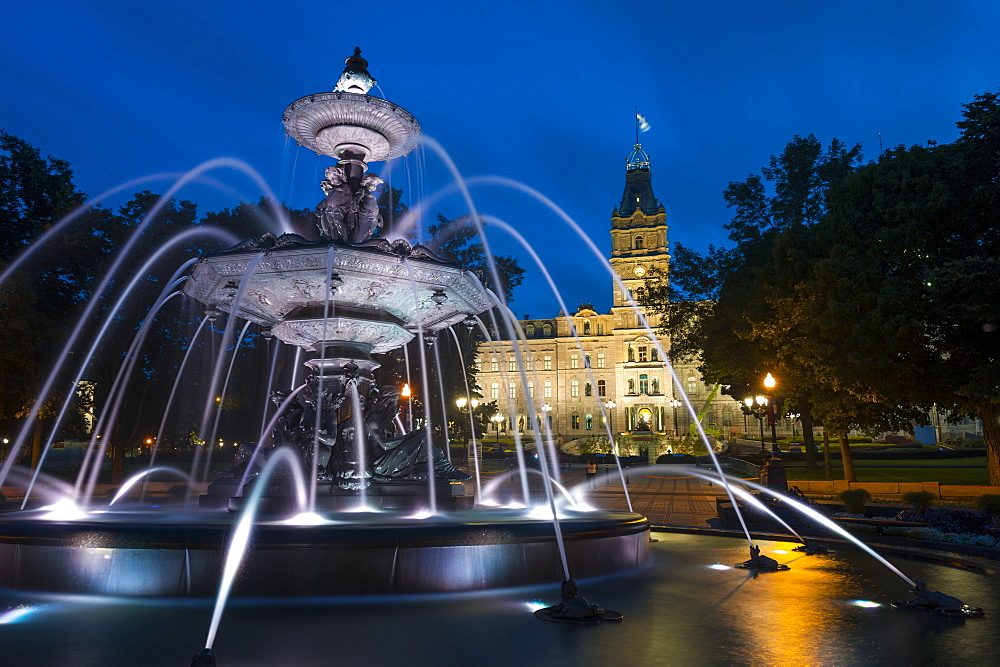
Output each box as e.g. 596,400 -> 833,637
0,510 -> 649,597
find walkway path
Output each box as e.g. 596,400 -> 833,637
583,468 -> 722,528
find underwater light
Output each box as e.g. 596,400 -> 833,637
340,504 -> 381,513
708,563 -> 732,571
524,601 -> 547,612
283,512 -> 328,526
39,499 -> 87,521
406,510 -> 433,520
505,502 -> 526,510
527,505 -> 563,520
851,600 -> 881,608
771,550 -> 789,554
478,499 -> 500,507
0,605 -> 39,625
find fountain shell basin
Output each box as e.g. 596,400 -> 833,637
282,92 -> 421,162
0,510 -> 649,597
182,242 -> 493,354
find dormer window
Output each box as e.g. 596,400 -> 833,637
634,236 -> 644,250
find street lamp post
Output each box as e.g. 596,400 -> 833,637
743,395 -> 768,458
787,412 -> 800,442
401,383 -> 412,432
540,403 -> 553,430
490,412 -> 504,446
669,398 -> 682,436
764,372 -> 778,450
456,396 -> 479,463
604,399 -> 616,455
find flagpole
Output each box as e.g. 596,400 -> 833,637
635,106 -> 639,145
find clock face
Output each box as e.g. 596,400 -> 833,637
633,265 -> 646,277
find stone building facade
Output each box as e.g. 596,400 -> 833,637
475,145 -> 745,446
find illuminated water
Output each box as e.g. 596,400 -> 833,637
1,535 -> 994,665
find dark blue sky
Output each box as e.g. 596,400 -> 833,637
4,1 -> 999,318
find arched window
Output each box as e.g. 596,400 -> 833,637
542,324 -> 552,336
639,374 -> 649,395
634,236 -> 644,250
585,414 -> 594,430
525,324 -> 535,337
571,413 -> 581,429
583,321 -> 591,335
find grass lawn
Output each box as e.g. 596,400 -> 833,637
784,457 -> 988,485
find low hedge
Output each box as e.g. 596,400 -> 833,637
759,447 -> 985,462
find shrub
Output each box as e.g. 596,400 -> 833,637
839,488 -> 872,514
903,490 -> 937,512
975,494 -> 1000,517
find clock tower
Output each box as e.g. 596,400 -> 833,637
609,144 -> 669,321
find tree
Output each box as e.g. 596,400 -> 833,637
647,135 -> 862,472
816,90 -> 1000,483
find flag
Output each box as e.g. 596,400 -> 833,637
636,111 -> 651,133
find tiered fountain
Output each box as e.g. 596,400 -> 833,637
0,49 -> 650,599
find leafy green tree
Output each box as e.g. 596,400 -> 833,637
647,135 -> 862,472
816,90 -> 1000,483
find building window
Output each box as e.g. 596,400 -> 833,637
525,324 -> 535,336
597,379 -> 606,397
570,380 -> 579,398
634,236 -> 644,250
508,382 -> 516,399
528,382 -> 534,398
543,355 -> 552,370
491,358 -> 498,373
543,324 -> 552,336
543,381 -> 552,398
585,414 -> 594,430
585,382 -> 592,397
571,413 -> 580,429
490,383 -> 499,400
636,287 -> 646,302
583,321 -> 591,335
508,359 -> 517,372
597,352 -> 606,368
638,346 -> 648,362
597,323 -> 604,335
687,376 -> 698,394
570,355 -> 579,369
639,374 -> 649,395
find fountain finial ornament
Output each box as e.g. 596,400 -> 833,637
334,47 -> 376,95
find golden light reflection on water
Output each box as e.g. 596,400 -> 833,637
731,541 -> 865,665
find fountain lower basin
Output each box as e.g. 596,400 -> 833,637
0,510 -> 649,597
